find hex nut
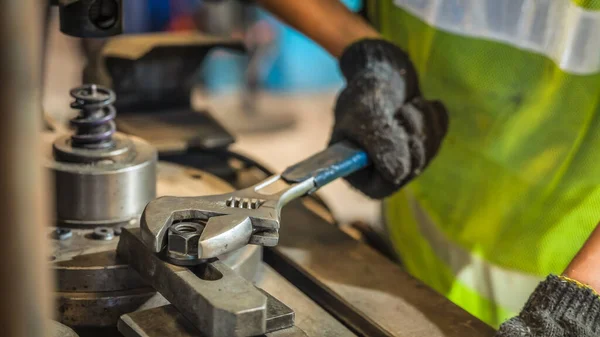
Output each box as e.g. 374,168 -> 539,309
167,222 -> 204,265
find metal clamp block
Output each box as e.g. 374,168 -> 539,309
117,228 -> 293,337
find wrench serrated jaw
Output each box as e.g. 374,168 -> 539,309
249,229 -> 279,247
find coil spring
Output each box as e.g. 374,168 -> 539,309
69,84 -> 117,149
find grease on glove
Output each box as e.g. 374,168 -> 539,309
331,39 -> 448,199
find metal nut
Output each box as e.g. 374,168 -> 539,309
92,227 -> 115,241
167,222 -> 205,265
52,228 -> 73,241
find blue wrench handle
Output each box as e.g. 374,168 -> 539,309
281,141 -> 370,188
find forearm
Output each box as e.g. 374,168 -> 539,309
564,224 -> 600,291
255,0 -> 380,57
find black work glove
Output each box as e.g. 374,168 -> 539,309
331,39 -> 449,199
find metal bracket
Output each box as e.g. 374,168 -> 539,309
117,228 -> 296,337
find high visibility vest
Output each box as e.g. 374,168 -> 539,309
369,0 -> 600,328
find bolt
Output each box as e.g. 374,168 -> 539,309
92,227 -> 115,240
167,222 -> 205,265
52,228 -> 72,241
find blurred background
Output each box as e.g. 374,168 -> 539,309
43,0 -> 380,228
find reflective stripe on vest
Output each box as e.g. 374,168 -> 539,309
392,0 -> 600,75
384,190 -> 523,327
405,191 -> 541,314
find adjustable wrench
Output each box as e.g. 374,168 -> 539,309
140,141 -> 369,262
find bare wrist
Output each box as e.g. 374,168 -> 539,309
563,224 -> 600,292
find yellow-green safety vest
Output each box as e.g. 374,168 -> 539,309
369,0 -> 600,328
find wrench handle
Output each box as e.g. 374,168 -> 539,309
281,141 -> 370,189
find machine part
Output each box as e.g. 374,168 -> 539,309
53,227 -> 73,240
53,85 -> 131,163
141,141 -> 369,261
54,235 -> 262,328
92,226 -> 115,240
49,133 -> 157,227
263,201 -> 496,337
57,288 -> 156,328
118,264 -> 354,337
166,222 -> 206,266
119,305 -> 306,337
82,33 -> 246,153
68,84 -> 116,149
51,162 -> 263,329
115,109 -> 236,153
47,84 -> 158,227
100,32 -> 245,111
119,306 -> 306,337
256,265 -> 354,337
50,320 -> 79,337
57,0 -> 123,37
261,289 -> 296,332
53,131 -> 137,164
118,228 -> 294,337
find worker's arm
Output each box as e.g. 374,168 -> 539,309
255,0 -> 379,57
564,223 -> 600,290
255,0 -> 449,198
496,225 -> 600,336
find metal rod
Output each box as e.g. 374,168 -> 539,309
0,1 -> 52,337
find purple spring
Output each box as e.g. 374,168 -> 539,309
69,84 -> 117,149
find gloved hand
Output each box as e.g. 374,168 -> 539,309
331,39 -> 449,199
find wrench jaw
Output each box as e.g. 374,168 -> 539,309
140,196 -> 179,253
197,207 -> 282,259
140,196 -> 217,253
245,202 -> 282,248
197,214 -> 253,259
139,194 -> 283,261
249,228 -> 279,247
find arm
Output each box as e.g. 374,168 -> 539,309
255,0 -> 379,57
497,224 -> 600,337
564,224 -> 600,290
256,0 -> 449,198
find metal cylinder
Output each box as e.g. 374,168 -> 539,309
49,133 -> 157,227
0,1 -> 52,337
58,0 -> 123,38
